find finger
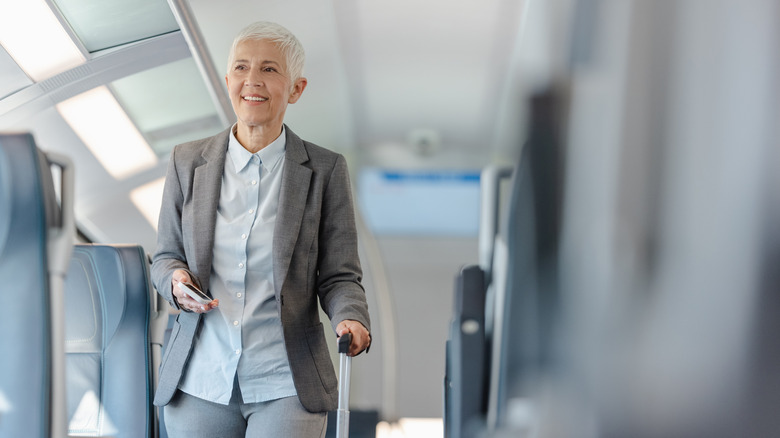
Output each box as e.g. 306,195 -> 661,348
337,321 -> 365,355
350,343 -> 364,356
171,270 -> 191,286
194,298 -> 220,313
171,272 -> 191,302
337,320 -> 364,336
349,330 -> 370,356
179,296 -> 199,311
200,300 -> 219,313
336,324 -> 355,353
172,286 -> 187,301
172,288 -> 191,306
173,287 -> 206,312
336,321 -> 350,337
356,338 -> 370,355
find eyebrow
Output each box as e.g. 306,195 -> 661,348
232,59 -> 282,67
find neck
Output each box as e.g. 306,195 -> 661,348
235,122 -> 283,153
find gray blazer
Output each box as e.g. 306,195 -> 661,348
151,126 -> 370,412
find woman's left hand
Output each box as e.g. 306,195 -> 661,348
336,320 -> 371,356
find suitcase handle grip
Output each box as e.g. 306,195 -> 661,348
338,332 -> 353,354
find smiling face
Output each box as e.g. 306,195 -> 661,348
225,38 -> 307,135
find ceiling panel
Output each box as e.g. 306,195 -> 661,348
111,57 -> 222,156
0,46 -> 32,100
354,0 -> 518,150
53,0 -> 179,52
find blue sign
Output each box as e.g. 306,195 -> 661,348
358,169 -> 481,236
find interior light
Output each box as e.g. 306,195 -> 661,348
130,177 -> 165,230
0,0 -> 86,81
56,86 -> 158,179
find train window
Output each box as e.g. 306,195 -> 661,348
52,0 -> 179,52
358,168 -> 480,236
110,58 -> 223,157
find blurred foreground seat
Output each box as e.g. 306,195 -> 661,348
0,133 -> 74,438
64,244 -> 167,438
444,265 -> 488,438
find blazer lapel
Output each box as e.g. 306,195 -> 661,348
273,127 -> 311,297
191,129 -> 229,291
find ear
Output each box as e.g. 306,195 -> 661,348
225,74 -> 229,89
288,77 -> 308,104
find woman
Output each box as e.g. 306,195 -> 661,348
152,21 -> 371,437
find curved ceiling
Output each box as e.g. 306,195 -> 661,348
0,0 -> 542,253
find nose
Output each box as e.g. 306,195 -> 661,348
245,67 -> 263,87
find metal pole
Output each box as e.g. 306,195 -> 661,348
166,0 -> 235,127
337,333 -> 352,438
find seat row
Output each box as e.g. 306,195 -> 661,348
0,133 -> 168,438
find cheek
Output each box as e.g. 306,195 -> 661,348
227,76 -> 242,94
228,90 -> 241,107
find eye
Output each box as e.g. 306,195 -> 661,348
234,64 -> 247,71
263,67 -> 277,73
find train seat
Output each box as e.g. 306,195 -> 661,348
0,134 -> 60,438
63,244 -> 166,438
444,265 -> 488,438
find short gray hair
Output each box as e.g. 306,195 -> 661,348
227,21 -> 305,81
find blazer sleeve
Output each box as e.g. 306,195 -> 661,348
316,154 -> 371,334
152,147 -> 193,310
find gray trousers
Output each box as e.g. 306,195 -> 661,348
163,381 -> 327,438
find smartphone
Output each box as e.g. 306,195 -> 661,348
177,282 -> 212,305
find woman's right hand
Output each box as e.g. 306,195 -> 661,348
171,269 -> 219,313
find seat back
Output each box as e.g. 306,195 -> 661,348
64,244 -> 161,438
0,134 -> 54,438
444,265 -> 488,438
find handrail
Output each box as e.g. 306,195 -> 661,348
44,151 -> 75,438
167,0 -> 235,128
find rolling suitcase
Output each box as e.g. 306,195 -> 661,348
336,332 -> 353,438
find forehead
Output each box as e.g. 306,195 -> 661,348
233,39 -> 285,64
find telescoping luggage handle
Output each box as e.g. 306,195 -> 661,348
337,332 -> 352,438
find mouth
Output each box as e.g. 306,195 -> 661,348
242,95 -> 268,102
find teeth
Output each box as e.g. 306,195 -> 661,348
243,96 -> 267,102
